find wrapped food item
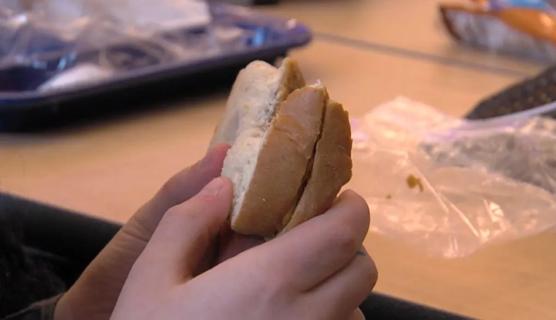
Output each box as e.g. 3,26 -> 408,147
487,0 -> 556,11
440,0 -> 556,62
350,97 -> 556,257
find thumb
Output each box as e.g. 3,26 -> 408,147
131,177 -> 233,289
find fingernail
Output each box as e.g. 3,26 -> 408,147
200,177 -> 225,196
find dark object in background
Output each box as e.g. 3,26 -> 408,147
0,194 -> 120,289
466,64 -> 556,120
0,193 -> 470,320
0,193 -> 119,318
359,293 -> 471,320
0,219 -> 65,317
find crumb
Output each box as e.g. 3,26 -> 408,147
406,174 -> 424,192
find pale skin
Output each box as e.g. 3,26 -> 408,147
55,144 -> 377,320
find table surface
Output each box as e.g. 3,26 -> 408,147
263,0 -> 545,77
1,1 -> 555,319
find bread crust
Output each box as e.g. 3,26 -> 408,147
276,59 -> 305,102
209,59 -> 304,148
231,87 -> 326,236
281,99 -> 353,233
213,59 -> 352,237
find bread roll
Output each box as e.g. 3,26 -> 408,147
212,58 -> 352,237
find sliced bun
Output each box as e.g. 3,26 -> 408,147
229,86 -> 327,236
210,59 -> 305,147
280,98 -> 353,233
212,58 -> 352,237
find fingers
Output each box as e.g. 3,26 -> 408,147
126,144 -> 229,241
256,190 -> 370,291
309,248 -> 377,319
350,308 -> 366,320
131,177 -> 233,290
217,231 -> 264,264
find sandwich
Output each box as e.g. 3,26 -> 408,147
210,58 -> 352,238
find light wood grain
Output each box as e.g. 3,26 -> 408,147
0,41 -> 520,220
260,0 -> 545,77
0,94 -> 227,221
366,231 -> 556,319
1,40 -> 554,319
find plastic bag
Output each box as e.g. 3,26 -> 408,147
0,1 -> 298,93
0,0 -> 211,36
0,0 -> 213,92
350,97 -> 556,258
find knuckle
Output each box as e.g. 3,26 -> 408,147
360,256 -> 378,292
162,205 -> 198,229
261,262 -> 288,292
166,204 -> 205,227
121,217 -> 153,244
160,204 -> 212,244
159,175 -> 184,202
265,274 -> 286,295
330,226 -> 359,254
253,269 -> 290,306
253,257 -> 294,298
163,205 -> 183,221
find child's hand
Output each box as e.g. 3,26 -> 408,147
55,145 -> 260,320
110,177 -> 376,320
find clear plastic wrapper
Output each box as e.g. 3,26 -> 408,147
350,97 -> 556,258
0,0 -> 211,92
0,0 -> 307,93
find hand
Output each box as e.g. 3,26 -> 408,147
55,145 -> 261,320
110,179 -> 377,320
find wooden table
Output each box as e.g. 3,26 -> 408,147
1,2 -> 555,319
262,0 -> 544,77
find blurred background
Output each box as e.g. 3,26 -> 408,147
1,1 -> 556,319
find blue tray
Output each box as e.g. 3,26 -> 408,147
0,4 -> 311,129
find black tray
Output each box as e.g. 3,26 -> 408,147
466,64 -> 556,120
0,193 -> 470,319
